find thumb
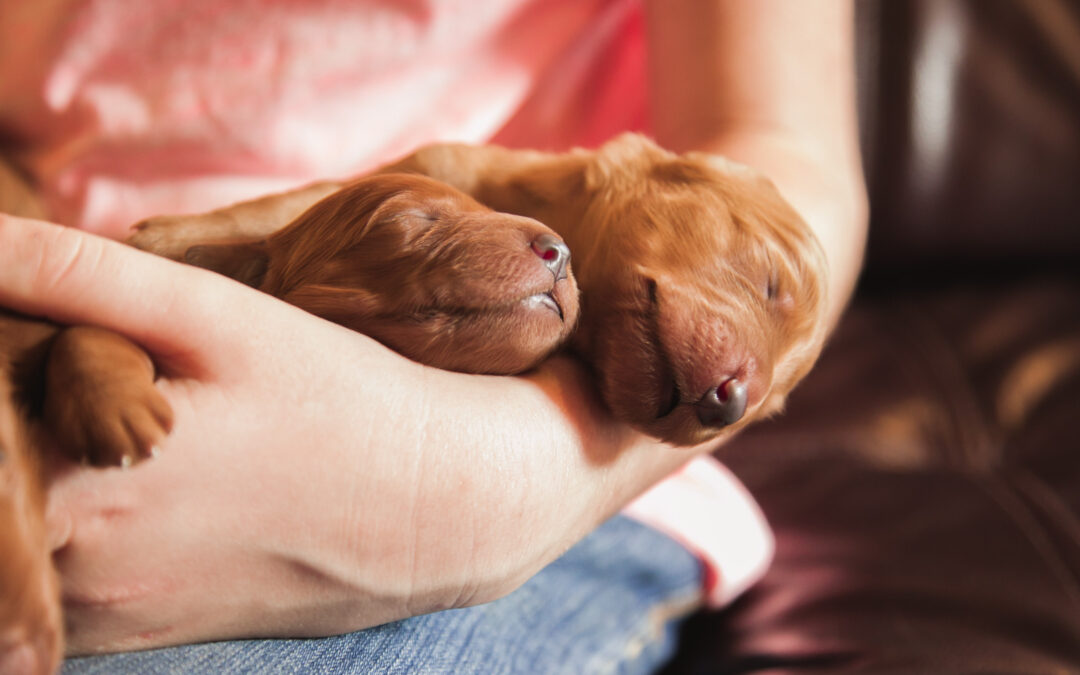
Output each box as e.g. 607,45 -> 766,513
0,214 -> 269,366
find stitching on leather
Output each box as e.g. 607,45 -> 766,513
888,299 -> 1000,471
978,475 -> 1080,612
1013,470 -> 1080,585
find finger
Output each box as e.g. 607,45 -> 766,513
0,215 -> 282,365
45,501 -> 74,552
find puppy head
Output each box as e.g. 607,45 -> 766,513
571,135 -> 828,445
187,174 -> 580,375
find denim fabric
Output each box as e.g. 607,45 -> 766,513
63,515 -> 704,674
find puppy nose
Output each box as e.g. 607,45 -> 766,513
695,378 -> 748,427
531,234 -> 570,281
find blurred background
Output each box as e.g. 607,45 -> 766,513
664,1 -> 1080,672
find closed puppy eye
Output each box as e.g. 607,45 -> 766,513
646,277 -> 660,307
402,208 -> 440,223
765,272 -> 779,301
641,277 -> 682,418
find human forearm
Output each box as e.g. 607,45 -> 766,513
646,0 -> 868,328
254,354 -> 704,624
387,358 -> 703,605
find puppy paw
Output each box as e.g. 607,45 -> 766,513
43,327 -> 173,468
127,213 -> 230,261
54,379 -> 172,468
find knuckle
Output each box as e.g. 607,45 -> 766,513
1,218 -> 113,309
30,227 -> 104,299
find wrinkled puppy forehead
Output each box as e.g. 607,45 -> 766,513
376,185 -> 485,221
360,190 -> 492,252
587,177 -> 762,283
353,172 -> 487,216
648,158 -> 822,274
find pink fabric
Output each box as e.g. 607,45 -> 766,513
0,0 -> 771,607
624,456 -> 774,606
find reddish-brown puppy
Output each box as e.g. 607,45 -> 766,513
134,134 -> 829,445
0,173 -> 579,673
382,134 -> 828,445
183,173 -> 579,375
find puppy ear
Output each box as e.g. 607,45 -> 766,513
684,151 -> 778,194
586,133 -> 670,189
184,242 -> 270,288
280,284 -> 381,328
497,156 -> 589,212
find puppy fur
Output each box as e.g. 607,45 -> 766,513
131,134 -> 829,445
381,134 -> 828,444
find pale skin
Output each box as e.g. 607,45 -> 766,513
0,0 -> 866,654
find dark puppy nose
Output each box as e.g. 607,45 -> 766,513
531,233 -> 570,281
695,378 -> 748,427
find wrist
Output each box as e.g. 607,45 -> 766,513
402,358 -> 710,606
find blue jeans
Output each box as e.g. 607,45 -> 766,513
63,515 -> 704,674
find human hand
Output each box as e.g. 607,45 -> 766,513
0,214 -> 699,655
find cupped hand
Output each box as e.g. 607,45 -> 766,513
0,214 -> 699,654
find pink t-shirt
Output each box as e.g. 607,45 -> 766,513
0,0 -> 771,606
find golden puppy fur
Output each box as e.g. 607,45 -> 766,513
179,173 -> 580,374
381,134 -> 828,444
137,134 -> 825,444
137,133 -> 828,444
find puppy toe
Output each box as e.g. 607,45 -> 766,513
87,414 -> 143,467
54,390 -> 171,468
144,387 -> 175,435
121,403 -> 171,461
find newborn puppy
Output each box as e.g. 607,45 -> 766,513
385,134 -> 829,444
0,173 -> 579,673
178,173 -> 580,375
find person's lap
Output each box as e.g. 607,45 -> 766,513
62,515 -> 704,674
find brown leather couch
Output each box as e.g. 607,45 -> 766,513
665,1 -> 1080,672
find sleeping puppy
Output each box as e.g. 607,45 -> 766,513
382,134 -> 828,444
134,134 -> 829,445
0,173 -> 579,673
179,173 -> 580,375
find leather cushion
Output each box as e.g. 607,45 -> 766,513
666,276 -> 1080,673
857,0 -> 1080,277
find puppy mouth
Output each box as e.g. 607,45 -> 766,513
523,291 -> 563,321
642,293 -> 681,419
655,356 -> 681,418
